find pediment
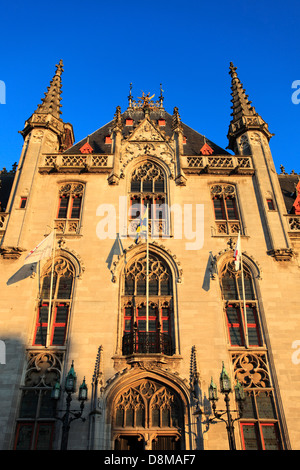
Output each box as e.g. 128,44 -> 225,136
127,117 -> 165,142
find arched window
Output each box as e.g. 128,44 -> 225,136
221,260 -> 283,450
113,379 -> 183,450
14,352 -> 62,450
122,253 -> 173,356
211,184 -> 242,235
55,182 -> 84,235
33,257 -> 75,347
233,352 -> 282,450
220,260 -> 262,348
129,161 -> 168,238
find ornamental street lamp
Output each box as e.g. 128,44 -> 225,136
51,361 -> 88,450
208,362 -> 245,450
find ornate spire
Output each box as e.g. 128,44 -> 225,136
227,62 -> 273,151
229,62 -> 257,121
172,106 -> 183,132
113,105 -> 122,129
35,60 -> 63,119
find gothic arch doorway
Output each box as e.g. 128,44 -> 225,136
111,377 -> 185,450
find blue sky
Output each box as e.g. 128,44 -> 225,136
0,0 -> 300,174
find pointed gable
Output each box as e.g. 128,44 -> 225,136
80,142 -> 93,154
127,117 -> 165,142
200,142 -> 214,155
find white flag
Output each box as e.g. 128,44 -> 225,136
23,232 -> 54,265
234,231 -> 241,271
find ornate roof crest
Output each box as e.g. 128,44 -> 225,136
128,84 -> 164,111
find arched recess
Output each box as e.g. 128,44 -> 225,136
216,251 -> 264,349
215,249 -> 262,282
114,242 -> 182,357
31,248 -> 83,347
105,367 -> 191,451
125,157 -> 174,239
124,154 -> 174,185
214,251 -> 286,450
41,247 -> 84,280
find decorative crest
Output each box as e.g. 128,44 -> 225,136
128,85 -> 165,111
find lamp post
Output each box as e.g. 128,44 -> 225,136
208,362 -> 245,450
51,361 -> 88,450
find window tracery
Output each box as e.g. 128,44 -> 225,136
211,184 -> 242,235
114,380 -> 182,430
14,352 -> 63,450
220,260 -> 262,348
33,257 -> 75,347
129,161 -> 168,238
55,182 -> 84,235
232,352 -> 282,450
122,253 -> 173,356
219,261 -> 283,450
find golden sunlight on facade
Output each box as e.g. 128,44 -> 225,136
0,61 -> 299,450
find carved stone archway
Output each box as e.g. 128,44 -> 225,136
104,367 -> 191,451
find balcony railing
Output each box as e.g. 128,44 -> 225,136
39,154 -> 113,173
183,155 -> 254,175
54,218 -> 81,235
287,215 -> 300,231
285,215 -> 300,238
128,218 -> 169,238
214,220 -> 241,235
122,330 -> 173,356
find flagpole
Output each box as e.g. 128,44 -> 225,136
239,234 -> 248,348
46,229 -> 56,348
146,208 -> 149,334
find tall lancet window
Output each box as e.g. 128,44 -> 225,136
55,182 -> 84,235
221,259 -> 283,450
129,161 -> 168,238
220,260 -> 263,348
122,253 -> 174,356
33,257 -> 75,347
211,184 -> 242,235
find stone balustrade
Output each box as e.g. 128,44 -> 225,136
39,154 -> 113,173
183,154 -> 254,174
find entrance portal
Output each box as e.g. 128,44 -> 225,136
112,378 -> 184,450
115,435 -> 144,451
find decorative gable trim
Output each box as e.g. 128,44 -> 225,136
127,117 -> 165,143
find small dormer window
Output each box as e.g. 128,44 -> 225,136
20,197 -> 27,209
105,136 -> 112,144
158,119 -> 166,126
80,142 -> 93,154
126,119 -> 133,126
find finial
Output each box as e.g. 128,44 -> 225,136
172,106 -> 182,132
113,105 -> 122,128
159,83 -> 164,108
128,82 -> 133,108
56,59 -> 64,75
280,164 -> 286,174
229,61 -> 237,78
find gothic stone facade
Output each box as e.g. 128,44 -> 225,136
0,62 -> 299,451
